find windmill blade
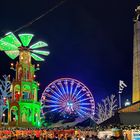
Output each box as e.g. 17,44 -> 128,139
5,50 -> 19,59
0,40 -> 19,51
31,53 -> 45,61
29,41 -> 48,49
3,32 -> 21,47
0,32 -> 21,51
32,50 -> 50,56
18,34 -> 34,47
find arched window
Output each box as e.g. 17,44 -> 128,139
14,85 -> 20,101
10,106 -> 18,122
18,67 -> 22,80
21,107 -> 32,122
22,85 -> 31,99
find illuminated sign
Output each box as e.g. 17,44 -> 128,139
132,130 -> 140,140
98,131 -> 113,139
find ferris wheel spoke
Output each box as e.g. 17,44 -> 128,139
60,82 -> 66,94
69,82 -> 74,99
76,91 -> 88,101
58,108 -> 65,113
48,93 -> 61,101
45,104 -> 61,108
71,84 -> 80,100
80,106 -> 92,111
76,97 -> 91,103
54,83 -> 67,100
80,102 -> 92,106
45,99 -> 62,104
48,88 -> 66,102
79,108 -> 90,117
76,110 -> 86,118
50,107 -> 63,112
46,95 -> 64,104
59,82 -> 68,100
73,88 -> 83,101
64,80 -> 69,95
55,85 -> 63,96
48,88 -> 62,99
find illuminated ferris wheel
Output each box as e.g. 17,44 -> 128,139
41,78 -> 95,119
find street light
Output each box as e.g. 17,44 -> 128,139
124,99 -> 131,107
13,117 -> 16,121
2,113 -> 5,125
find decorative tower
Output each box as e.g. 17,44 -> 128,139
132,6 -> 140,103
118,6 -> 140,114
0,32 -> 49,127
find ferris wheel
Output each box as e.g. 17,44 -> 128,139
41,78 -> 95,119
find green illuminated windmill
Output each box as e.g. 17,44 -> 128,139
0,32 -> 50,61
0,32 -> 49,127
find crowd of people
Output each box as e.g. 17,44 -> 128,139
0,127 -> 127,140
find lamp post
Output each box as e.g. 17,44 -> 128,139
118,91 -> 122,109
118,80 -> 127,108
2,113 -> 5,126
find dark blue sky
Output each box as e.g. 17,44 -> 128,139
0,0 -> 139,105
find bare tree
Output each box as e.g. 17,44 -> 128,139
107,94 -> 117,117
0,75 -> 11,122
92,94 -> 117,124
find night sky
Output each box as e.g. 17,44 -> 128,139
0,0 -> 139,105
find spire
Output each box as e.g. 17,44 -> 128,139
134,6 -> 140,21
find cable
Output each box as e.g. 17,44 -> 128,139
14,0 -> 66,33
0,0 -> 66,39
